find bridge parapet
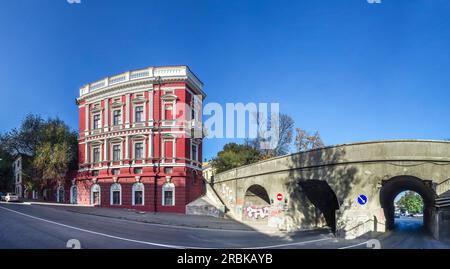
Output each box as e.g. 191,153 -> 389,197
214,140 -> 450,183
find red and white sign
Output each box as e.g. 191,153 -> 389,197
277,193 -> 283,201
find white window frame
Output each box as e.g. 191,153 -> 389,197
112,108 -> 122,127
111,143 -> 121,162
162,183 -> 175,206
132,182 -> 145,206
191,142 -> 199,162
92,146 -> 101,163
92,113 -> 102,130
132,93 -> 146,126
132,138 -> 146,160
91,184 -> 101,205
110,183 -> 122,206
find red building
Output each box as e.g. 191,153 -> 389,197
74,66 -> 206,213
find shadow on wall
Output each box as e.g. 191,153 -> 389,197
285,146 -> 361,233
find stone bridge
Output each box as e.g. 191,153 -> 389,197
211,140 -> 450,240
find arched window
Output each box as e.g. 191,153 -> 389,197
91,184 -> 101,205
70,185 -> 78,204
110,183 -> 122,205
162,183 -> 175,206
132,182 -> 145,206
57,186 -> 65,203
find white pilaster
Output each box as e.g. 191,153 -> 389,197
84,104 -> 89,135
148,134 -> 153,158
104,99 -> 109,132
104,139 -> 108,162
125,136 -> 129,160
84,143 -> 88,164
125,94 -> 130,128
148,90 -> 153,125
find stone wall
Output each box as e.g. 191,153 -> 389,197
212,140 -> 450,239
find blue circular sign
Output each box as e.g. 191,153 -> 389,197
357,195 -> 368,205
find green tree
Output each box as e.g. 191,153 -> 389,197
0,115 -> 78,193
0,148 -> 13,191
212,143 -> 262,173
396,191 -> 423,214
33,118 -> 78,190
0,114 -> 45,156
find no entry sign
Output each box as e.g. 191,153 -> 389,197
277,193 -> 283,201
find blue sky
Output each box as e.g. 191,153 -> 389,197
1,0 -> 450,160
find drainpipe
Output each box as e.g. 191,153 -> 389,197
154,76 -> 162,213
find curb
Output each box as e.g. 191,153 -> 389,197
29,202 -> 283,234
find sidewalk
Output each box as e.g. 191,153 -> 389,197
25,200 -> 282,234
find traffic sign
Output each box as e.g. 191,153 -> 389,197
277,193 -> 283,201
357,194 -> 368,205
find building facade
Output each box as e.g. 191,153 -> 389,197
75,66 -> 205,213
12,155 -> 23,197
202,161 -> 216,183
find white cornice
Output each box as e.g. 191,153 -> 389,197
77,65 -> 205,102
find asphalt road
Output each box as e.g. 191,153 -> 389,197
378,216 -> 450,249
0,203 -> 449,249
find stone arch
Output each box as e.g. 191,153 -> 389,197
299,180 -> 340,233
243,184 -> 271,222
379,175 -> 436,232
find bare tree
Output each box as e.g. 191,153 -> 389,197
294,128 -> 324,152
251,113 -> 294,157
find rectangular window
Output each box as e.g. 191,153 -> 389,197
111,168 -> 120,175
134,191 -> 143,205
164,190 -> 173,206
135,142 -> 143,159
93,114 -> 100,130
112,191 -> 120,205
93,147 -> 100,163
135,106 -> 144,123
112,145 -> 121,162
91,170 -> 99,176
192,144 -> 197,162
113,110 -> 121,126
134,167 -> 143,174
164,167 -> 173,174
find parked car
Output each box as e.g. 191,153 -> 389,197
414,213 -> 424,218
394,212 -> 401,218
4,193 -> 19,202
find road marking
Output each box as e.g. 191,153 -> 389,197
243,237 -> 334,249
0,205 -> 336,249
2,202 -> 281,234
338,241 -> 370,249
0,205 -> 191,249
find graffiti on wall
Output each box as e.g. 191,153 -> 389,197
220,184 -> 235,206
245,206 -> 269,219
